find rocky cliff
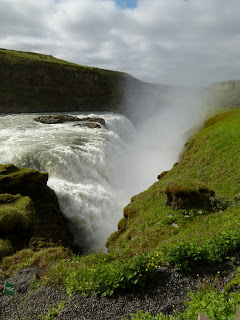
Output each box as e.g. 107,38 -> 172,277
206,80 -> 240,110
0,48 -> 169,120
211,80 -> 240,91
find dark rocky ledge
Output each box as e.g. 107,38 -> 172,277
0,164 -> 76,257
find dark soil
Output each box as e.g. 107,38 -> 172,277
1,250 -> 240,320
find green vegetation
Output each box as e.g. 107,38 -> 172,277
0,239 -> 13,260
0,247 -> 72,278
0,194 -> 34,233
0,48 -> 121,75
0,163 -> 74,276
38,301 -> 66,319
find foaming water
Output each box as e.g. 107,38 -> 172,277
0,112 -> 135,253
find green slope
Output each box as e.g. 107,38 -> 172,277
107,109 -> 240,263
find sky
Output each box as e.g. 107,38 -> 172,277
1,0 -> 240,86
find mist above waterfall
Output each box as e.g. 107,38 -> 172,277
122,85 -> 210,196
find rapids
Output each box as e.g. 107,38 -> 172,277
0,112 -> 135,253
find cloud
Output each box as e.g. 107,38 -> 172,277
1,0 -> 240,85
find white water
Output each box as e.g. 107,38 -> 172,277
0,112 -> 136,253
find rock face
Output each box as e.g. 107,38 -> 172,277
34,114 -> 81,124
0,48 -> 139,117
0,48 -> 171,122
0,164 -> 75,259
211,80 -> 240,91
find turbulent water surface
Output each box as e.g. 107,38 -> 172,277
0,112 -> 136,253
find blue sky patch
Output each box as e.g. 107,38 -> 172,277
114,0 -> 138,9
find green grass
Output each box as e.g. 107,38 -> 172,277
0,239 -> 13,260
0,48 -> 127,77
0,194 -> 34,233
0,247 -> 72,279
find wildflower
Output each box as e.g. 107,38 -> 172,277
217,271 -> 220,275
146,268 -> 148,271
197,274 -> 199,277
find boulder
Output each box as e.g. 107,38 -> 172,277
0,164 -> 76,257
34,114 -> 81,124
75,123 -> 101,129
79,117 -> 106,126
164,179 -> 215,210
34,115 -> 106,128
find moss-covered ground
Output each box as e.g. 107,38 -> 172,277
1,102 -> 240,319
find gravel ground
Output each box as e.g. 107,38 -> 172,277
1,251 -> 240,320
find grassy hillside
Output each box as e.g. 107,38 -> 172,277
0,48 -> 127,76
106,109 -> 240,258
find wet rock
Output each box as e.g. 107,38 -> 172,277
34,114 -> 81,124
34,115 -> 106,129
79,117 -> 106,126
75,123 -> 101,129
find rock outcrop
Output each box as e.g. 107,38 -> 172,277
164,179 -> 215,210
34,114 -> 106,128
0,164 -> 75,260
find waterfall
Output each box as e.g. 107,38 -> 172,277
0,112 -> 135,253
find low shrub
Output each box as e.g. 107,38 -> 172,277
164,229 -> 240,270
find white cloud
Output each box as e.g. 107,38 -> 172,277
1,0 -> 240,85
